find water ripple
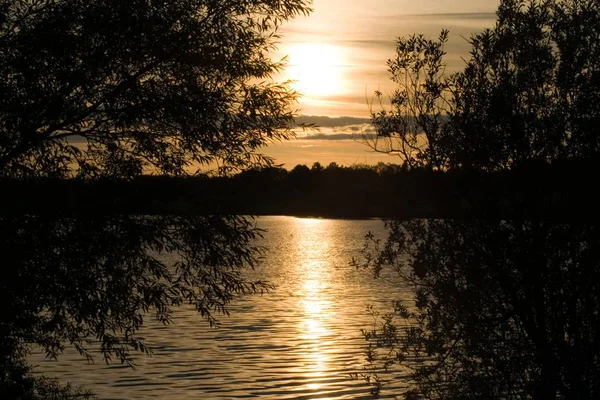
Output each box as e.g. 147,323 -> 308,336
31,217 -> 407,399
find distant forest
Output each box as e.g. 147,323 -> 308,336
4,160 -> 598,220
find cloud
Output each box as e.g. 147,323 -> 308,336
293,120 -> 377,140
382,12 -> 496,20
332,39 -> 397,57
303,132 -> 378,141
292,115 -> 381,141
304,133 -> 357,140
385,12 -> 498,32
278,7 -> 498,118
263,135 -> 399,168
294,115 -> 371,127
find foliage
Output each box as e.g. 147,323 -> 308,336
1,214 -> 268,356
0,0 -> 310,178
354,219 -> 600,399
356,0 -> 600,398
0,0 -> 311,398
366,0 -> 600,171
367,30 -> 450,170
0,348 -> 94,400
1,213 -> 271,399
1,161 -> 589,219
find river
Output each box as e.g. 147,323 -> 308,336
31,216 -> 410,399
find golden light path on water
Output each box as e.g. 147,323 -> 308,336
295,218 -> 334,393
30,216 -> 411,399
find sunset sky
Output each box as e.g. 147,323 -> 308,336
264,0 -> 499,167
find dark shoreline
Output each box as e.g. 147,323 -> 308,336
3,161 -> 600,222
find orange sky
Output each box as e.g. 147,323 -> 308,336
263,0 -> 499,168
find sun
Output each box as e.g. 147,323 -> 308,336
285,43 -> 345,98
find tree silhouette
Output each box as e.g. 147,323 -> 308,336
367,30 -> 450,170
355,0 -> 600,398
355,219 -> 600,399
0,0 -> 311,398
0,0 -> 309,177
366,0 -> 600,171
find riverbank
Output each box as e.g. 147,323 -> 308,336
2,161 -> 599,221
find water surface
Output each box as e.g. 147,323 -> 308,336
31,216 -> 409,399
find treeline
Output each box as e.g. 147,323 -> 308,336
3,160 -> 599,220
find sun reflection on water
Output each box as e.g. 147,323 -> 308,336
292,217 -> 335,394
30,216 -> 397,399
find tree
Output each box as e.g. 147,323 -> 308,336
0,0 -> 310,178
355,0 -> 600,398
366,0 -> 600,171
355,220 -> 600,399
0,0 -> 311,398
311,161 -> 323,171
367,29 -> 450,170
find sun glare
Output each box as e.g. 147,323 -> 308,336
290,217 -> 335,392
285,43 -> 345,98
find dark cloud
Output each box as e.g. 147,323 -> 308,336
294,115 -> 372,127
305,133 -> 356,140
331,124 -> 376,133
303,132 -> 377,141
336,39 -> 396,49
381,12 -> 496,20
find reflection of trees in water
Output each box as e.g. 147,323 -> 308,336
357,219 -> 600,398
356,0 -> 600,396
0,214 -> 267,398
0,0 -> 311,395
